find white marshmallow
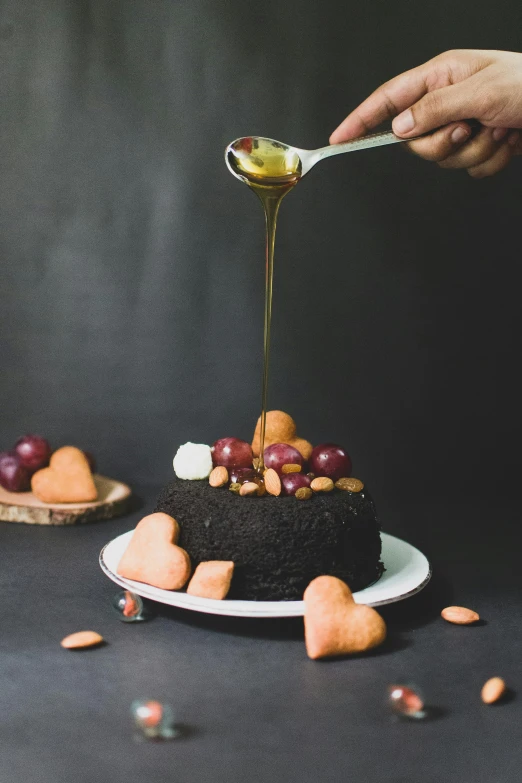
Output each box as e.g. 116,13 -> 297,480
173,442 -> 213,480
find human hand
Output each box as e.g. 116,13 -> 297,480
330,49 -> 522,177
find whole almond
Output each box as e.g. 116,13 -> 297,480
481,677 -> 506,704
335,477 -> 364,492
441,606 -> 480,625
282,463 -> 302,474
311,477 -> 334,493
264,468 -> 282,497
61,631 -> 104,650
295,487 -> 313,500
209,466 -> 228,487
240,481 -> 261,497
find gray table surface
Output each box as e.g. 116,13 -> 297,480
1,485 -> 520,783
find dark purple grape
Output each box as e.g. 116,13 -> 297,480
263,443 -> 305,475
309,443 -> 352,482
281,472 -> 311,497
14,434 -> 52,473
0,451 -> 31,492
229,467 -> 258,485
211,437 -> 253,469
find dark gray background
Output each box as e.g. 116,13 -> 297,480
2,0 -> 522,507
1,4 -> 522,782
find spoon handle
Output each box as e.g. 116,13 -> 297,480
316,130 -> 412,162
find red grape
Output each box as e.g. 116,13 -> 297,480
14,434 -> 52,473
309,443 -> 352,482
263,443 -> 305,475
281,472 -> 311,497
211,437 -> 253,469
0,451 -> 31,492
229,467 -> 258,485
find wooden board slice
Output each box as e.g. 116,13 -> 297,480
0,475 -> 132,526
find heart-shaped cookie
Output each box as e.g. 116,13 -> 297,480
117,512 -> 191,590
31,446 -> 97,504
304,575 -> 386,659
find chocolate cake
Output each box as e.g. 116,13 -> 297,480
155,477 -> 384,601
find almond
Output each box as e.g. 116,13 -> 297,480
209,466 -> 228,487
61,631 -> 104,650
481,677 -> 506,704
282,463 -> 302,474
441,606 -> 480,625
335,477 -> 364,492
240,481 -> 261,497
264,468 -> 282,497
295,487 -> 313,500
311,476 -> 334,492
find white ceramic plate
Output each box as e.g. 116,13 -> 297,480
99,531 -> 431,618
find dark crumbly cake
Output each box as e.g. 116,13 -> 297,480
155,477 -> 384,601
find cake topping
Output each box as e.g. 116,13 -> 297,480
264,468 -> 282,496
281,463 -> 302,474
335,477 -> 364,493
304,575 -> 387,659
186,561 -> 234,600
310,443 -> 352,482
239,481 -> 265,497
310,477 -> 334,492
211,437 -> 253,469
264,443 -> 305,475
117,512 -> 191,591
173,442 -> 213,480
281,472 -> 311,496
209,466 -> 229,487
295,487 -> 313,500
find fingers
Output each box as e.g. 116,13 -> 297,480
467,142 -> 513,178
392,73 -> 485,137
329,61 -> 437,143
437,126 -> 506,169
406,122 -> 472,161
405,122 -> 515,177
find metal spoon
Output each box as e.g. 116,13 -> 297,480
225,131 -> 412,185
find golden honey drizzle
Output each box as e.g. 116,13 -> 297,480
226,138 -> 302,470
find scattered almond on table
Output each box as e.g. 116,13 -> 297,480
61,631 -> 104,650
481,677 -> 506,704
441,606 -> 480,625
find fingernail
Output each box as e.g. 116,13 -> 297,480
508,130 -> 520,147
393,110 -> 414,135
492,127 -> 509,142
451,126 -> 469,144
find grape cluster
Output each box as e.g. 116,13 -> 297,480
209,436 -> 357,499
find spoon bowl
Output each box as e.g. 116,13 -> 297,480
225,130 -> 413,186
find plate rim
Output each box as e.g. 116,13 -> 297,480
99,531 -> 432,618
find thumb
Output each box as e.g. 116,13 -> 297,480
392,81 -> 478,137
